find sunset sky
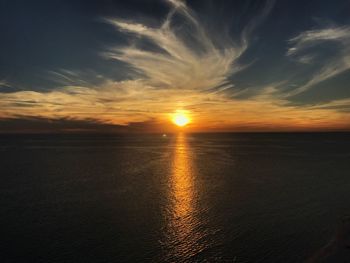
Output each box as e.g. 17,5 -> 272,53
1,0 -> 350,133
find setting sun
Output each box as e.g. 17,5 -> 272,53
172,111 -> 190,127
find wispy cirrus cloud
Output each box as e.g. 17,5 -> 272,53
104,0 -> 247,92
286,25 -> 350,96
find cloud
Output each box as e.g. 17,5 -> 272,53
310,98 -> 350,112
287,27 -> 350,56
286,26 -> 350,96
104,1 -> 246,92
0,116 -> 177,133
1,79 -> 350,132
0,117 -> 127,133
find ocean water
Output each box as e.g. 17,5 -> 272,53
1,133 -> 350,262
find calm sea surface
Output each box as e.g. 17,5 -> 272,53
1,133 -> 350,262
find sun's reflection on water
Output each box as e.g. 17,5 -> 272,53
163,133 -> 204,261
172,133 -> 194,220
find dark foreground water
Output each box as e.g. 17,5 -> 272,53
1,133 -> 350,263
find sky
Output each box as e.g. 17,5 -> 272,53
1,0 -> 350,133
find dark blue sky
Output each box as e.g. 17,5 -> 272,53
1,0 -> 350,132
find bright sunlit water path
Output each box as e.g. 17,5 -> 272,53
1,133 -> 350,262
162,133 -> 208,261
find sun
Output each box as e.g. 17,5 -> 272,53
172,111 -> 190,127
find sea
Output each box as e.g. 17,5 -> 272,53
1,133 -> 350,262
